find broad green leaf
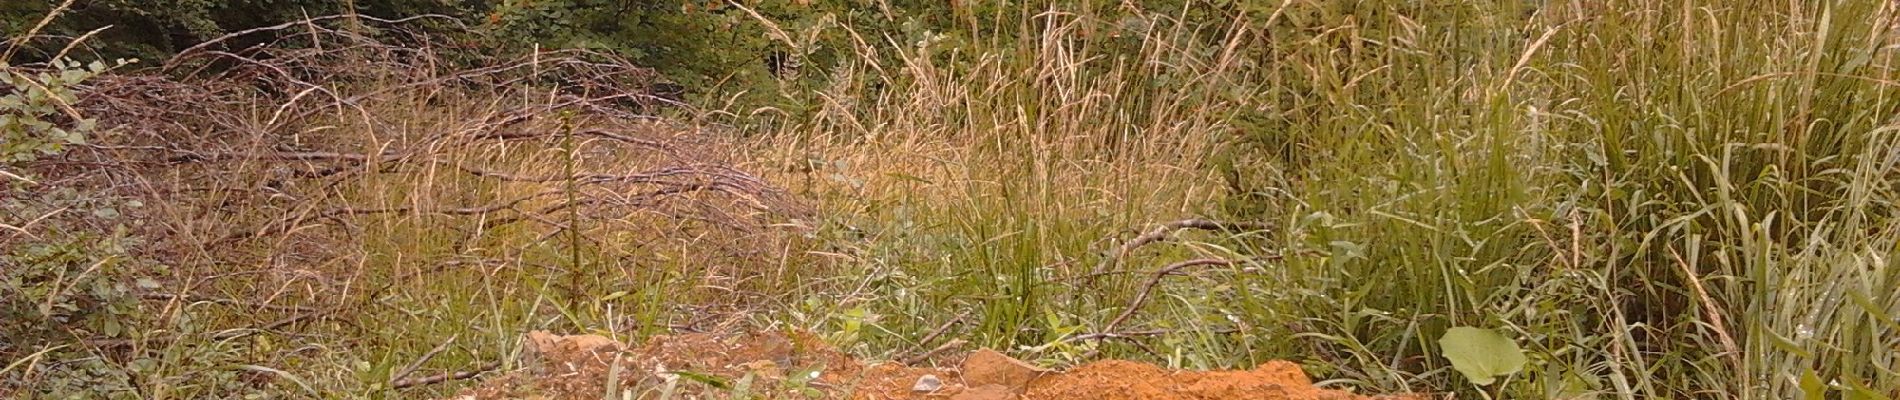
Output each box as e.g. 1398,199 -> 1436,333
1437,327 -> 1527,386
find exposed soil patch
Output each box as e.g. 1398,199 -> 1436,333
1026,360 -> 1362,400
453,331 -> 1412,400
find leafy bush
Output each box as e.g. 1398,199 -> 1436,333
0,59 -> 116,163
0,229 -> 147,398
1,53 -> 176,399
0,228 -> 145,348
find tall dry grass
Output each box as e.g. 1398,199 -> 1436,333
743,0 -> 1900,398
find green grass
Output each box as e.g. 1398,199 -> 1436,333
6,0 -> 1899,399
752,0 -> 1900,398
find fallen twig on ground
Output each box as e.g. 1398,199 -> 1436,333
900,339 -> 968,366
391,334 -> 460,386
391,361 -> 501,389
0,168 -> 35,184
914,310 -> 969,349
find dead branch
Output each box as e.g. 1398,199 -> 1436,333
390,361 -> 501,389
899,339 -> 967,366
898,311 -> 969,365
1088,219 -> 1270,284
915,310 -> 968,349
1100,258 -> 1235,335
391,334 -> 459,385
0,168 -> 36,184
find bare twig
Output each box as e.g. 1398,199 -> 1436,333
0,223 -> 30,238
1,207 -> 68,241
915,310 -> 968,349
0,168 -> 35,184
899,311 -> 969,364
317,189 -> 559,218
1101,258 -> 1236,335
391,334 -> 459,385
390,361 -> 501,389
1089,219 -> 1270,283
899,339 -> 967,366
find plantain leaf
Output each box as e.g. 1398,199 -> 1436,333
1438,327 -> 1527,386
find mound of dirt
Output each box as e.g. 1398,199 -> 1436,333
1026,360 -> 1361,400
453,331 -> 1410,400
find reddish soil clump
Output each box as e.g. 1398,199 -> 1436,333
1026,359 -> 1366,400
453,331 -> 1403,400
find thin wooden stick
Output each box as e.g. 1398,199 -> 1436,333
1089,219 -> 1269,283
1101,258 -> 1235,334
390,361 -> 501,389
391,334 -> 459,385
915,310 -> 969,348
900,339 -> 967,366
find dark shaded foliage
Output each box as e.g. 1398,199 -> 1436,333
5,0 -> 1234,109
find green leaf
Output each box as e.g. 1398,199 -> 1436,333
1839,375 -> 1892,400
1437,327 -> 1527,386
1798,369 -> 1826,400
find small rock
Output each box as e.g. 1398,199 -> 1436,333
959,349 -> 1049,394
951,384 -> 1018,400
912,374 -> 944,392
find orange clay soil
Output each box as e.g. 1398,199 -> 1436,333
450,330 -> 1415,400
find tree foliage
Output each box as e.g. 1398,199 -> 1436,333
4,0 -> 1238,109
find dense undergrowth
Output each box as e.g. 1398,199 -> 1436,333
5,0 -> 1899,399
